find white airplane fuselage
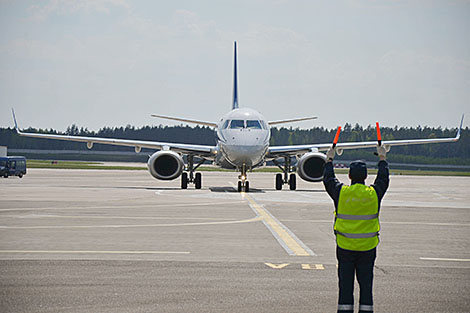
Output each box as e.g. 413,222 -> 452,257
216,108 -> 270,169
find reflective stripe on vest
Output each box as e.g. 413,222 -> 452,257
335,230 -> 378,239
335,184 -> 380,251
336,213 -> 378,220
338,304 -> 354,311
359,304 -> 374,311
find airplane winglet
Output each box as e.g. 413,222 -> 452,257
456,114 -> 464,140
11,108 -> 20,133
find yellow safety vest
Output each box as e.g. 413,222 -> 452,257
334,184 -> 380,251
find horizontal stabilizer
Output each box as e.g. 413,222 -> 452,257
268,116 -> 317,126
151,114 -> 217,128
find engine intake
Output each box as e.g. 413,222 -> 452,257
297,152 -> 327,182
147,150 -> 184,180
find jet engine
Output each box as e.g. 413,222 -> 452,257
297,152 -> 327,182
147,150 -> 184,180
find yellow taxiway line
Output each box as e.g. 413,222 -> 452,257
243,192 -> 315,256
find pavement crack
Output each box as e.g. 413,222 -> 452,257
374,265 -> 389,275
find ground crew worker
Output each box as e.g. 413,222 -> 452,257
323,145 -> 389,313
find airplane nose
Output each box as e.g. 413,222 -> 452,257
221,129 -> 268,167
226,145 -> 263,166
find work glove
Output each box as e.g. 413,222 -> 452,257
326,147 -> 336,161
377,145 -> 387,159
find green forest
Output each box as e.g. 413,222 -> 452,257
1,123 -> 469,166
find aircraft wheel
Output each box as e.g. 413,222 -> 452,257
237,181 -> 242,192
289,173 -> 296,190
195,173 -> 202,189
181,172 -> 188,189
275,173 -> 282,190
245,181 -> 250,193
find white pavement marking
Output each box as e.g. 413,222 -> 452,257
0,250 -> 190,254
0,217 -> 262,229
384,221 -> 470,226
420,257 -> 470,262
1,214 -> 245,221
278,219 -> 470,227
0,200 -> 246,212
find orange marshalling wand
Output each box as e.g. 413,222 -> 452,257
332,126 -> 341,148
376,122 -> 382,146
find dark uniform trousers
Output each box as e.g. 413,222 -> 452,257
337,246 -> 376,313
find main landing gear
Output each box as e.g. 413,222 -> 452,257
237,163 -> 250,192
273,156 -> 297,191
181,155 -> 205,189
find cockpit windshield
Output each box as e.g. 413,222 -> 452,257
230,120 -> 245,129
246,120 -> 262,129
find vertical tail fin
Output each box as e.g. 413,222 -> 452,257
11,108 -> 19,131
232,41 -> 239,110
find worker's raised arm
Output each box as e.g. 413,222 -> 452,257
372,145 -> 390,203
323,156 -> 342,208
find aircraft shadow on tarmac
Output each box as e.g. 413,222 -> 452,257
209,186 -> 265,193
66,185 -> 183,191
58,185 -> 325,193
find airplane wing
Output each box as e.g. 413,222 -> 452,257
12,110 -> 216,157
268,116 -> 317,125
268,115 -> 464,158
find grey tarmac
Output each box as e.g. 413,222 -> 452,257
0,168 -> 469,313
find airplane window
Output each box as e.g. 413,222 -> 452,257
246,120 -> 262,129
222,120 -> 230,129
230,120 -> 245,129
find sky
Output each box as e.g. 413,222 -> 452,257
0,0 -> 469,132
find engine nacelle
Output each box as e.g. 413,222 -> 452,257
297,152 -> 327,182
147,150 -> 184,180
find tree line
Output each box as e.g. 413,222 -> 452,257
0,123 -> 468,165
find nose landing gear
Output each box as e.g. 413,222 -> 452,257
237,163 -> 250,192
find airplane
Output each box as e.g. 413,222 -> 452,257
12,42 -> 464,192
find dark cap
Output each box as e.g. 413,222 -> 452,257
349,160 -> 367,181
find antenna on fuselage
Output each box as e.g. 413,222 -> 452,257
232,41 -> 239,110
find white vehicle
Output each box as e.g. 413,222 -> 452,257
12,42 -> 463,192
